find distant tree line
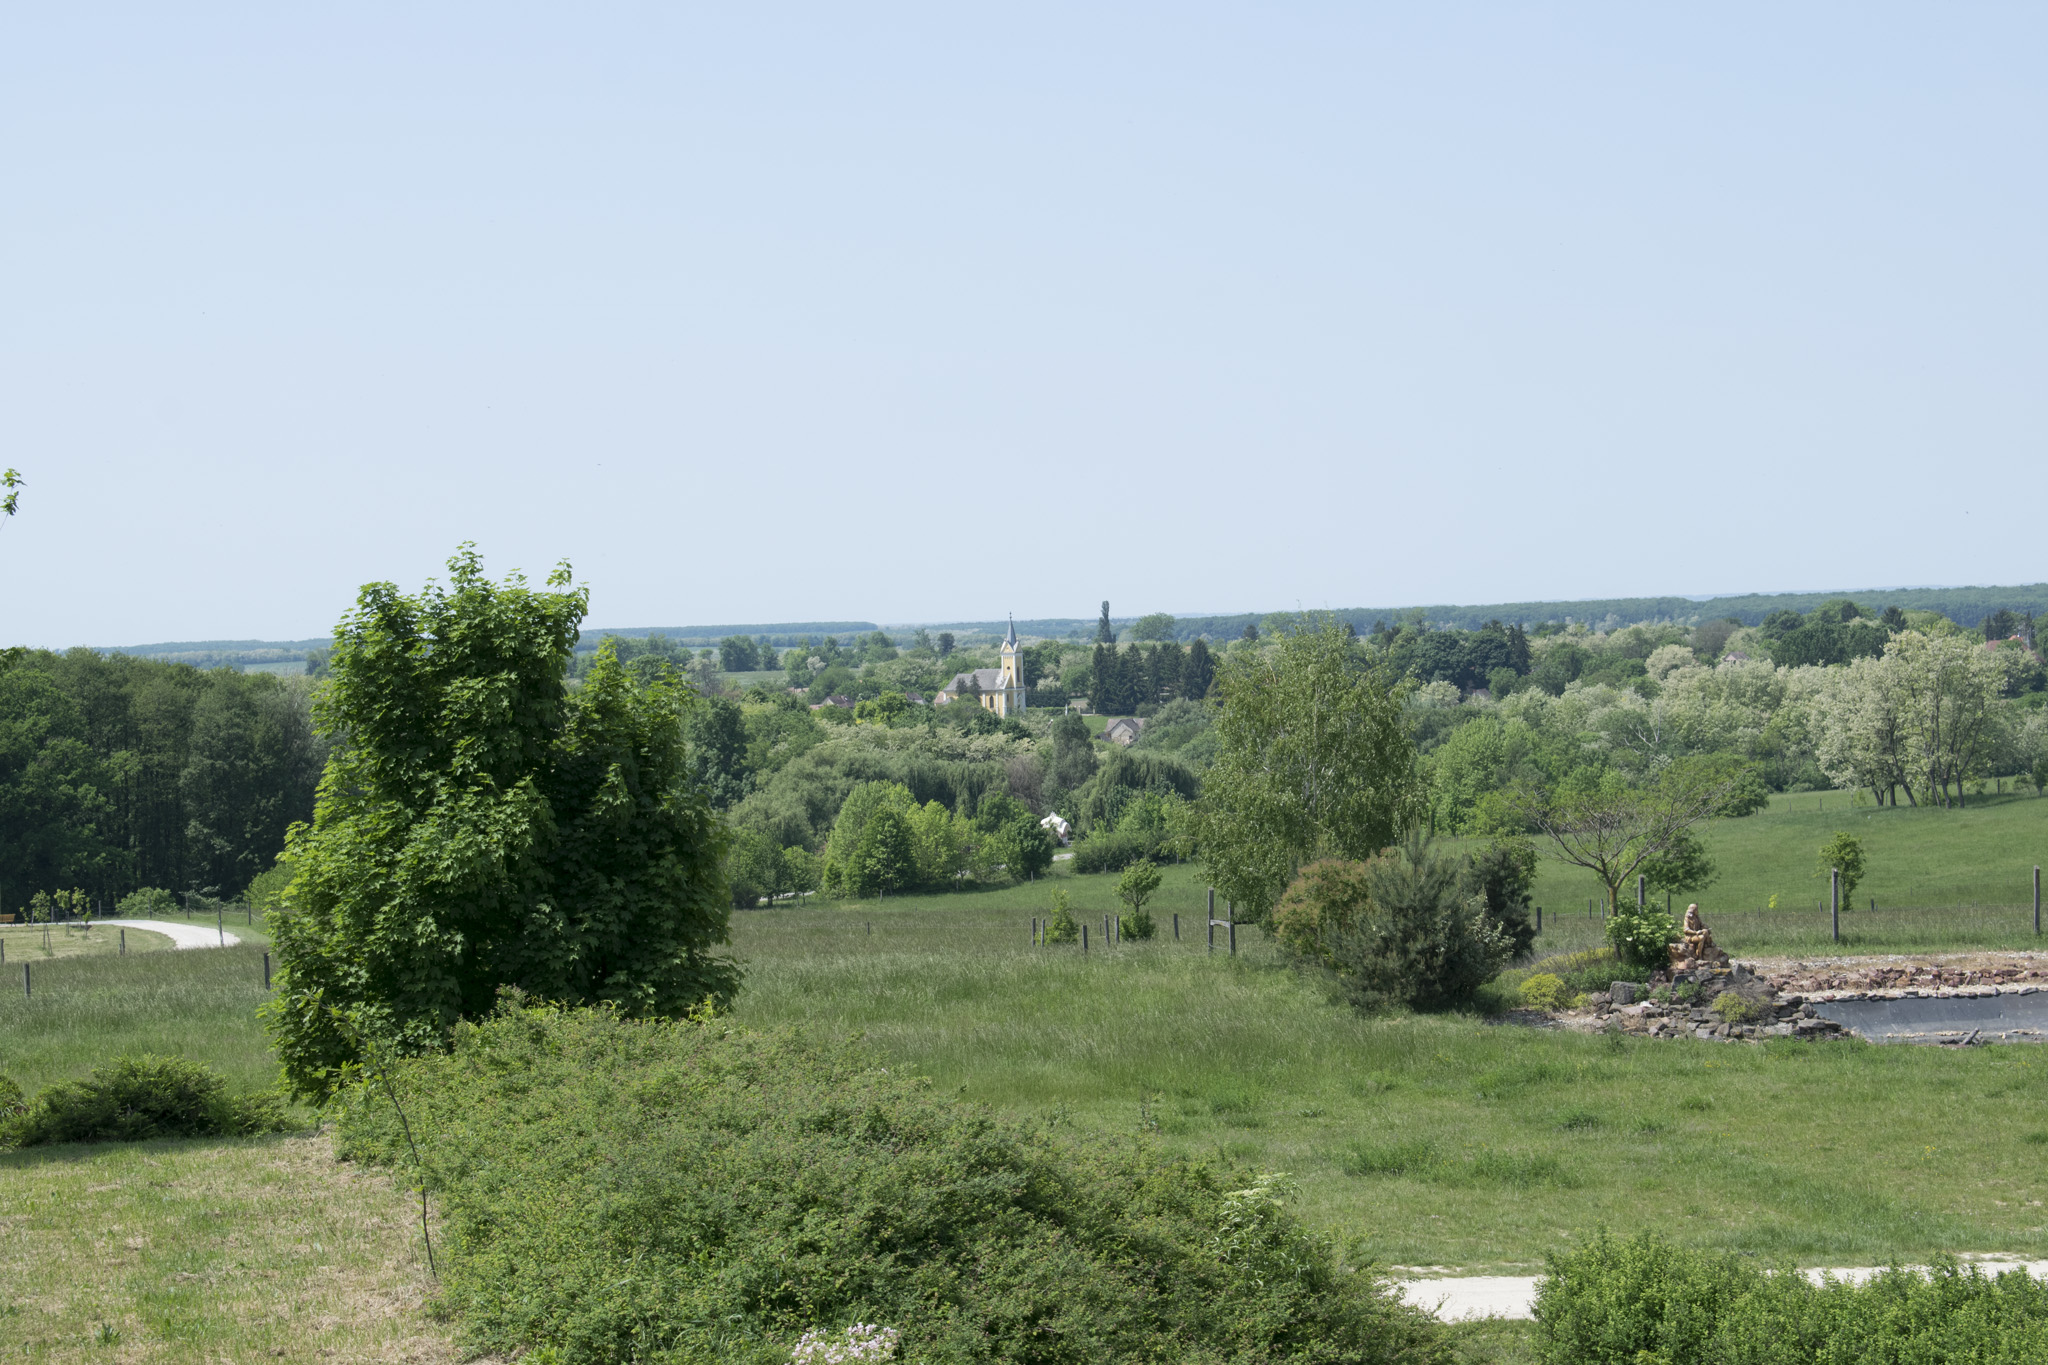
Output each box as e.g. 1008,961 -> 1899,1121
0,651 -> 324,910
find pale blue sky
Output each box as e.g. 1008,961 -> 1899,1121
6,4 -> 2043,645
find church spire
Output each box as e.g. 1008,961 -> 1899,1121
1005,614 -> 1017,648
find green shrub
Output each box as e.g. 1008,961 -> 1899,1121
1519,973 -> 1570,1011
0,1073 -> 24,1118
1710,991 -> 1760,1024
1534,1230 -> 2048,1364
1121,909 -> 1156,940
337,1001 -> 1449,1365
115,887 -> 179,919
1604,901 -> 1677,972
1043,888 -> 1079,944
1071,826 -> 1151,874
1272,860 -> 1372,966
1295,839 -> 1512,1013
0,1056 -> 291,1148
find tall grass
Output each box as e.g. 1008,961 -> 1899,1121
0,944 -> 277,1093
731,901 -> 2048,1271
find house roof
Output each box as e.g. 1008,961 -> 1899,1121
942,668 -> 1006,694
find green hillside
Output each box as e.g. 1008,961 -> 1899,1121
1528,788 -> 2048,918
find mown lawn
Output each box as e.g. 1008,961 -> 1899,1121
0,1131 -> 459,1363
1525,788 -> 2048,927
0,922 -> 175,962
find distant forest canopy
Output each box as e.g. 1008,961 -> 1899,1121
85,583 -> 2048,674
925,584 -> 2048,641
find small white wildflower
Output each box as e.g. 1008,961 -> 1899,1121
790,1323 -> 900,1364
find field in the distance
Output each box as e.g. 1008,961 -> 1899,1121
1526,788 -> 2048,921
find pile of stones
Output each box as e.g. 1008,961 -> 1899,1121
1570,965 -> 1851,1044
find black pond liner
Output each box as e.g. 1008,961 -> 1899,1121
1810,991 -> 2048,1045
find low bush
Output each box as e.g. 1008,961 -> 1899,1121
1710,991 -> 1761,1024
115,886 -> 179,919
0,1073 -> 24,1118
0,1055 -> 291,1148
1605,902 -> 1677,972
1121,909 -> 1156,940
1070,827 -> 1151,874
1520,947 -> 1649,997
337,1000 -> 1450,1365
1518,974 -> 1570,1012
1534,1230 -> 2048,1364
1042,889 -> 1078,944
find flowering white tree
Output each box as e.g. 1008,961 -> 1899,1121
1809,632 -> 2013,807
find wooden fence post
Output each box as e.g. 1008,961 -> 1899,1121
1173,913 -> 1180,940
120,928 -> 126,956
1229,921 -> 1237,956
1082,925 -> 1089,954
1831,868 -> 1840,943
21,963 -> 28,998
2036,866 -> 2041,936
1637,875 -> 1645,909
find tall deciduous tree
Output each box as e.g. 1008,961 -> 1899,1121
1196,621 -> 1420,921
264,549 -> 738,1098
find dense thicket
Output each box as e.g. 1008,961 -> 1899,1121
338,1001 -> 1449,1365
0,650 -> 322,909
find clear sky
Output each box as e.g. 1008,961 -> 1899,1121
6,4 -> 2043,646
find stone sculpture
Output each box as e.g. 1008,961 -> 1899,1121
1670,902 -> 1729,968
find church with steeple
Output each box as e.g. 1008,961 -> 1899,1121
935,616 -> 1028,717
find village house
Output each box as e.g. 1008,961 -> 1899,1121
1101,716 -> 1145,747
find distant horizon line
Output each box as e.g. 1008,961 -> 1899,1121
79,580 -> 2042,657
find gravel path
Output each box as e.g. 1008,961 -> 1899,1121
1396,1259 -> 2048,1320
91,918 -> 241,950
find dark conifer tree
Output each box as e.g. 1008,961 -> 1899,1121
1096,601 -> 1117,644
1183,638 -> 1215,700
1507,624 -> 1531,673
1153,641 -> 1185,700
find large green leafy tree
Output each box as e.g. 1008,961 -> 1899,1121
264,550 -> 738,1098
1196,621 -> 1421,922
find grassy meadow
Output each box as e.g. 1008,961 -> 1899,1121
0,943 -> 278,1094
1526,787 -> 2048,917
729,899 -> 2048,1274
4,795 -> 2048,1357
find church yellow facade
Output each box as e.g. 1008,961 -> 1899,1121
937,617 -> 1028,717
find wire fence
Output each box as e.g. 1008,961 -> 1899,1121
1531,901 -> 2048,956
